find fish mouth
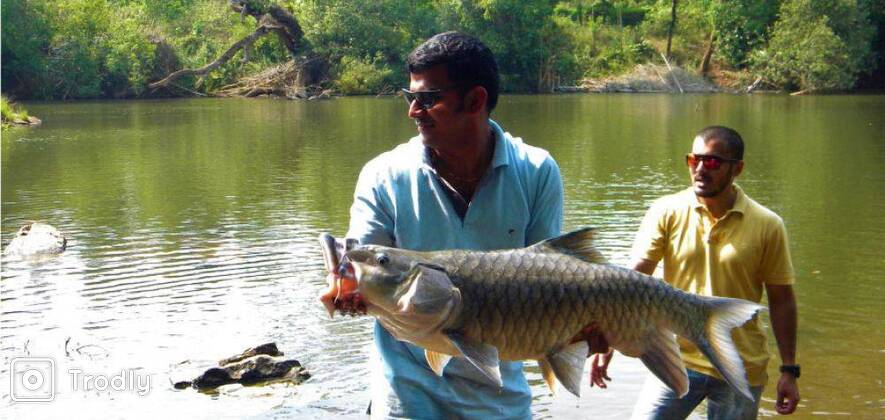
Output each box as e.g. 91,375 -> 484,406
317,234 -> 367,317
318,262 -> 367,318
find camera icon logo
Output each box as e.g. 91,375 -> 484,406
10,357 -> 55,402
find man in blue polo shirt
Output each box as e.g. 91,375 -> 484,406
346,32 -> 564,418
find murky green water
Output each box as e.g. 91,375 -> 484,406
2,95 -> 883,419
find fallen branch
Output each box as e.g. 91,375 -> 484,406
746,77 -> 763,94
148,23 -> 279,90
170,83 -> 209,97
660,52 -> 684,94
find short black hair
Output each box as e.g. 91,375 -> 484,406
406,31 -> 500,113
696,126 -> 744,160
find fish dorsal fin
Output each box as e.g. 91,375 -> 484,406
537,358 -> 558,395
635,329 -> 689,398
546,341 -> 589,397
445,332 -> 503,388
425,350 -> 452,376
529,228 -> 607,264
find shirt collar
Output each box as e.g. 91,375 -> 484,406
488,119 -> 510,169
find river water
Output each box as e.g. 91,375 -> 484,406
1,95 -> 883,419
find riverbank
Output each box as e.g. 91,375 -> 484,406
578,64 -> 719,94
1,96 -> 41,128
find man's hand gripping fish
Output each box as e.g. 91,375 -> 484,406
317,228 -> 764,400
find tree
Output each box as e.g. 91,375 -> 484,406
751,0 -> 875,90
1,0 -> 54,98
666,0 -> 678,59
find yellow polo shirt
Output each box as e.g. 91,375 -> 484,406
631,185 -> 795,386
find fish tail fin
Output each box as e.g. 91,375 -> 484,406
694,296 -> 765,401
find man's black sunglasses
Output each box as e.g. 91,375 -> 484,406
401,87 -> 458,110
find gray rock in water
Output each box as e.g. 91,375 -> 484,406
218,342 -> 283,366
174,343 -> 310,390
4,222 -> 67,256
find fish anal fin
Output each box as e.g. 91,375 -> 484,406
446,332 -> 502,388
636,329 -> 689,398
528,228 -> 607,264
425,350 -> 452,376
546,341 -> 588,397
538,358 -> 558,395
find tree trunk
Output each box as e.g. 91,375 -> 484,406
666,0 -> 678,59
698,31 -> 715,77
230,0 -> 304,57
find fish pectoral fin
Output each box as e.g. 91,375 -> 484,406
445,332 -> 503,388
425,350 -> 452,376
538,358 -> 558,395
546,341 -> 589,397
528,228 -> 607,264
636,330 -> 688,398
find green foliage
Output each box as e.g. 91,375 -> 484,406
1,96 -> 13,121
555,1 -> 646,26
556,14 -> 655,78
333,55 -> 397,95
1,95 -> 30,125
751,0 -> 875,90
1,0 -> 880,97
1,0 -> 54,98
290,0 -> 441,89
712,1 -> 781,67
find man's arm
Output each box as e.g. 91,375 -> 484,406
766,284 -> 800,415
346,160 -> 395,246
525,156 -> 563,245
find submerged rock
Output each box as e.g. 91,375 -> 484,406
174,343 -> 310,390
4,222 -> 67,256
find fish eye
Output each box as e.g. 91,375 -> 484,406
376,255 -> 390,266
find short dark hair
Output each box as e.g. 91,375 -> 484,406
696,125 -> 744,160
406,31 -> 500,113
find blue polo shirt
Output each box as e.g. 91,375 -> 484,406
347,120 -> 563,419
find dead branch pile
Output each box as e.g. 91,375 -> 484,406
582,64 -> 718,93
215,58 -> 330,99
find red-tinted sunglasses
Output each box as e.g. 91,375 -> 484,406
686,153 -> 740,170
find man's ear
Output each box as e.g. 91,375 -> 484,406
463,86 -> 488,114
732,160 -> 745,177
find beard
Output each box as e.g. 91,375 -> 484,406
693,168 -> 734,198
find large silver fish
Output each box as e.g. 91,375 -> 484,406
318,228 -> 763,400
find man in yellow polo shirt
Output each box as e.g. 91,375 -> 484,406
591,126 -> 800,419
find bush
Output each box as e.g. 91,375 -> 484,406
333,55 -> 397,95
1,95 -> 30,124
